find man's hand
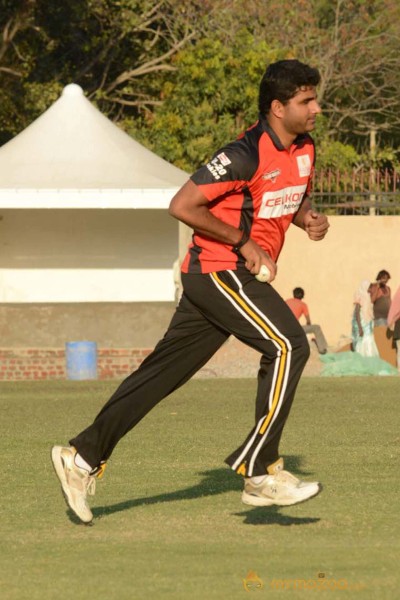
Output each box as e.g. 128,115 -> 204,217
239,239 -> 277,282
303,210 -> 329,241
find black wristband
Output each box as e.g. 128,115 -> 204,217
232,229 -> 250,254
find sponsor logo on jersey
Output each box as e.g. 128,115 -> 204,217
217,152 -> 232,166
206,156 -> 229,180
262,168 -> 281,182
258,184 -> 307,219
296,154 -> 312,177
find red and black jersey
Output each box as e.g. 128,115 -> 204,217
181,117 -> 315,274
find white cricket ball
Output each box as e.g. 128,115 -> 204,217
255,264 -> 271,283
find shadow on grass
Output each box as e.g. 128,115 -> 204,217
90,467 -> 242,522
233,506 -> 320,526
69,454 -> 321,526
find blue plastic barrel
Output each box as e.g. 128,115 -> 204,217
65,341 -> 98,380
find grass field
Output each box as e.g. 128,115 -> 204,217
0,377 -> 399,599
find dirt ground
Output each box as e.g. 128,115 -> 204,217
195,336 -> 322,379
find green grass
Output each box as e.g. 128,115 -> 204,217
0,378 -> 399,599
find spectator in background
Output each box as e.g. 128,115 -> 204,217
352,280 -> 379,357
387,285 -> 400,370
368,270 -> 391,326
286,287 -> 328,354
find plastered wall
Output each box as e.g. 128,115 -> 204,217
0,209 -> 178,302
0,215 -> 398,349
274,216 -> 400,346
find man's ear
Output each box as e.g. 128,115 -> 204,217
270,99 -> 284,119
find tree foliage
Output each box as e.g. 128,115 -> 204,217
238,0 -> 400,147
1,0 -> 400,169
0,0 -> 200,142
125,34 -> 282,170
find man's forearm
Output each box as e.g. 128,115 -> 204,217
293,197 -> 312,229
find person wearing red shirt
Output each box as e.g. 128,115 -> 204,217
52,60 -> 329,523
286,287 -> 328,354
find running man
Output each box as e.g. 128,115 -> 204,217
52,59 -> 329,523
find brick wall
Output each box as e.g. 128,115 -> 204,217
0,348 -> 152,381
97,348 -> 152,380
0,339 -> 326,381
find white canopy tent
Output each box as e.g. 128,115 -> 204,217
0,83 -> 188,199
0,84 -> 191,303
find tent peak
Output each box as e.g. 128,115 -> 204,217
0,80 -> 189,189
62,83 -> 84,98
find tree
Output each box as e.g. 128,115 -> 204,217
313,0 -> 400,146
2,0 -> 399,174
125,33 -> 282,171
0,0 -> 49,143
0,0 -> 201,143
34,0 -> 199,114
238,0 -> 400,153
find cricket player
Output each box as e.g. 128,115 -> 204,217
52,59 -> 329,524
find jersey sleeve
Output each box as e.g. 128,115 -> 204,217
190,137 -> 259,202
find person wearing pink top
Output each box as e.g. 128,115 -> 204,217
387,284 -> 400,369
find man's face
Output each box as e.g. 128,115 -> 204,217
280,86 -> 321,136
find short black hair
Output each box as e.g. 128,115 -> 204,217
258,59 -> 320,115
376,269 -> 390,280
293,287 -> 305,299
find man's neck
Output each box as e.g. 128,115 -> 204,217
265,116 -> 296,149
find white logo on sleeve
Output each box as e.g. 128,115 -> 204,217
258,185 -> 307,219
217,152 -> 232,166
206,155 -> 231,180
296,154 -> 312,177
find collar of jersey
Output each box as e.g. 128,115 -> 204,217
259,115 -> 307,151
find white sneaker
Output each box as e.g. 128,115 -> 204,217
51,446 -> 96,523
242,458 -> 320,507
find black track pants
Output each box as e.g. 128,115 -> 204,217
70,268 -> 310,477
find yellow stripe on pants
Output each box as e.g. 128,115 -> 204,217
211,272 -> 288,435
